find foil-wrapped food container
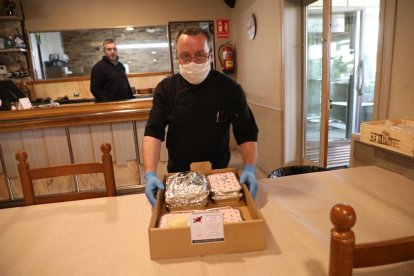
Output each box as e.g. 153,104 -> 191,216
165,171 -> 209,210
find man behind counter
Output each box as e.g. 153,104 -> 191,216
143,27 -> 259,207
90,39 -> 133,102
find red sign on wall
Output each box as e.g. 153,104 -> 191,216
216,19 -> 230,38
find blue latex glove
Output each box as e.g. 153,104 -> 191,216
239,164 -> 258,199
144,172 -> 164,207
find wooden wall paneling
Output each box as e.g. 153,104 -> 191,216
90,122 -> 140,188
0,151 -> 3,174
36,127 -> 76,195
20,130 -> 38,169
0,171 -> 9,200
90,124 -> 115,163
30,74 -> 167,100
98,124 -> 114,161
0,132 -> 20,200
249,103 -> 283,174
135,120 -> 145,163
91,124 -> 105,162
11,132 -> 25,199
33,176 -> 77,196
69,125 -> 106,191
114,160 -> 139,187
135,120 -> 168,163
43,127 -> 71,166
0,132 -> 22,178
0,161 -> 8,200
111,122 -> 139,187
134,120 -> 168,185
31,129 -> 49,168
128,75 -> 167,90
122,122 -> 136,161
0,132 -> 24,199
68,125 -> 95,163
135,120 -> 145,185
88,123 -> 136,188
111,122 -> 128,167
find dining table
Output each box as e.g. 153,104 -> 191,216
0,165 -> 413,275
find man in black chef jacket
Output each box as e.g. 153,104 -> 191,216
142,27 -> 259,207
90,39 -> 133,102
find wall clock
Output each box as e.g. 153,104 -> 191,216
246,14 -> 256,40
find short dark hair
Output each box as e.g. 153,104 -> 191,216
103,39 -> 116,49
175,27 -> 212,50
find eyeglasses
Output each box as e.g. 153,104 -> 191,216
177,50 -> 211,64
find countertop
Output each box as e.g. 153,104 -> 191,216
0,98 -> 153,132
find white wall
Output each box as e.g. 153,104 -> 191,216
22,0 -> 230,31
283,0 -> 302,165
387,0 -> 414,119
231,0 -> 283,108
231,0 -> 284,172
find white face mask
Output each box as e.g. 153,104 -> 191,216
179,61 -> 211,85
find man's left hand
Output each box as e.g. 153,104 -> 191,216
240,164 -> 258,199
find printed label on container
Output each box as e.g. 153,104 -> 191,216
190,212 -> 224,244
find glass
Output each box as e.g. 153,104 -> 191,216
178,50 -> 211,64
29,25 -> 170,80
304,0 -> 379,168
304,5 -> 323,166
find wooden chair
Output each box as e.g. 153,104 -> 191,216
329,203 -> 414,275
16,142 -> 117,205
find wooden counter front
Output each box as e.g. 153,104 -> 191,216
0,98 -> 153,133
0,98 -> 165,204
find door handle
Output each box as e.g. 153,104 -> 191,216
356,59 -> 364,96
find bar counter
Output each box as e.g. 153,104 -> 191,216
0,98 -> 153,133
0,97 -> 166,204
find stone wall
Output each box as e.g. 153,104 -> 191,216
61,26 -> 170,76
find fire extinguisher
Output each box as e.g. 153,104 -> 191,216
218,42 -> 234,74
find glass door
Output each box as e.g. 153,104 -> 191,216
304,0 -> 379,168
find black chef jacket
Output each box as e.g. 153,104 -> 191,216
144,70 -> 258,172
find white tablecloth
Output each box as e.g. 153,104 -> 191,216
0,166 -> 413,275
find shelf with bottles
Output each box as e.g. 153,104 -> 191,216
0,21 -> 27,50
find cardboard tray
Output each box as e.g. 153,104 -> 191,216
148,162 -> 267,260
360,119 -> 414,157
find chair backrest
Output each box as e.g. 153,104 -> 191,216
329,203 -> 414,275
16,142 -> 117,205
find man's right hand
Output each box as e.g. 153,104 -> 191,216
144,172 -> 164,207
